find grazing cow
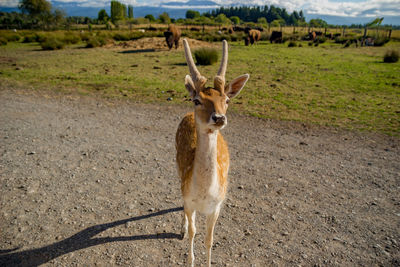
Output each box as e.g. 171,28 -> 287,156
164,24 -> 181,50
270,31 -> 283,43
233,26 -> 245,32
244,29 -> 261,46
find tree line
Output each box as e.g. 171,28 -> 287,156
1,0 -> 399,30
204,5 -> 306,26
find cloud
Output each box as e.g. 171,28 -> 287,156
1,0 -> 399,18
1,0 -> 19,8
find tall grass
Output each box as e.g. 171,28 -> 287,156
194,48 -> 218,65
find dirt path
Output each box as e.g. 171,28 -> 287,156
0,88 -> 399,266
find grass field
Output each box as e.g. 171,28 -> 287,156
0,39 -> 399,135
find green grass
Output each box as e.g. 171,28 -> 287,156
0,40 -> 399,135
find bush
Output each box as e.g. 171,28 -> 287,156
80,32 -> 92,42
0,37 -> 7,46
315,36 -> 326,44
308,41 -> 313,46
383,50 -> 399,63
113,32 -> 130,41
63,32 -> 81,44
5,33 -> 20,42
23,34 -> 37,43
194,48 -> 218,65
288,41 -> 297,47
40,37 -> 65,50
85,36 -> 107,48
334,37 -> 347,44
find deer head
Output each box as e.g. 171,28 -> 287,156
183,39 -> 249,132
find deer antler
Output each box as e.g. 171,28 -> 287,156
214,40 -> 228,92
183,39 -> 207,89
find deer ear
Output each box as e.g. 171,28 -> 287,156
225,74 -> 249,99
185,75 -> 196,98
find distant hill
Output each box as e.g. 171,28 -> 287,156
1,1 -> 399,26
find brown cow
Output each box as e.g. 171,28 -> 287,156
164,24 -> 181,50
245,29 -> 261,46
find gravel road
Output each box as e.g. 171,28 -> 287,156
0,88 -> 399,266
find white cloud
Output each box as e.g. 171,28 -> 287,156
1,0 -> 19,8
1,0 -> 399,18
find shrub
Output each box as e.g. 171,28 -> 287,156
5,33 -> 20,42
40,37 -> 65,50
288,41 -> 297,47
308,42 -> 313,46
0,37 -> 7,46
23,34 -> 37,43
194,48 -> 218,65
383,50 -> 399,63
80,32 -> 92,42
63,32 -> 81,44
85,36 -> 107,48
113,32 -> 130,41
315,36 -> 326,44
37,33 -> 47,43
334,37 -> 347,44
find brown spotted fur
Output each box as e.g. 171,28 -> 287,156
176,112 -> 228,197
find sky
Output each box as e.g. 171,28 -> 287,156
1,0 -> 400,18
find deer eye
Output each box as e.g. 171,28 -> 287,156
193,99 -> 202,106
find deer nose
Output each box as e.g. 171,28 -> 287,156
212,114 -> 226,124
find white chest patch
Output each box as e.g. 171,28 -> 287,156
184,130 -> 224,215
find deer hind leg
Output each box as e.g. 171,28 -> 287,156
185,207 -> 196,267
205,209 -> 220,267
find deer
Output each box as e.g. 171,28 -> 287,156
175,39 -> 249,267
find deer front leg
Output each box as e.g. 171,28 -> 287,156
205,209 -> 220,267
180,211 -> 188,240
185,207 -> 196,267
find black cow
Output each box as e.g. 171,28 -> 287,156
270,31 -> 283,43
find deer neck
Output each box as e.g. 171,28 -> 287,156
193,126 -> 219,189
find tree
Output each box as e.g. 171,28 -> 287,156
145,14 -> 155,22
98,9 -> 109,23
257,17 -> 267,25
230,16 -> 240,25
309,18 -> 327,28
158,12 -> 171,24
215,14 -> 231,25
128,5 -> 133,19
19,0 -> 51,17
186,10 -> 200,19
111,0 -> 126,23
53,9 -> 65,27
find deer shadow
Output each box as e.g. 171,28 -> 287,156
0,207 -> 183,267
